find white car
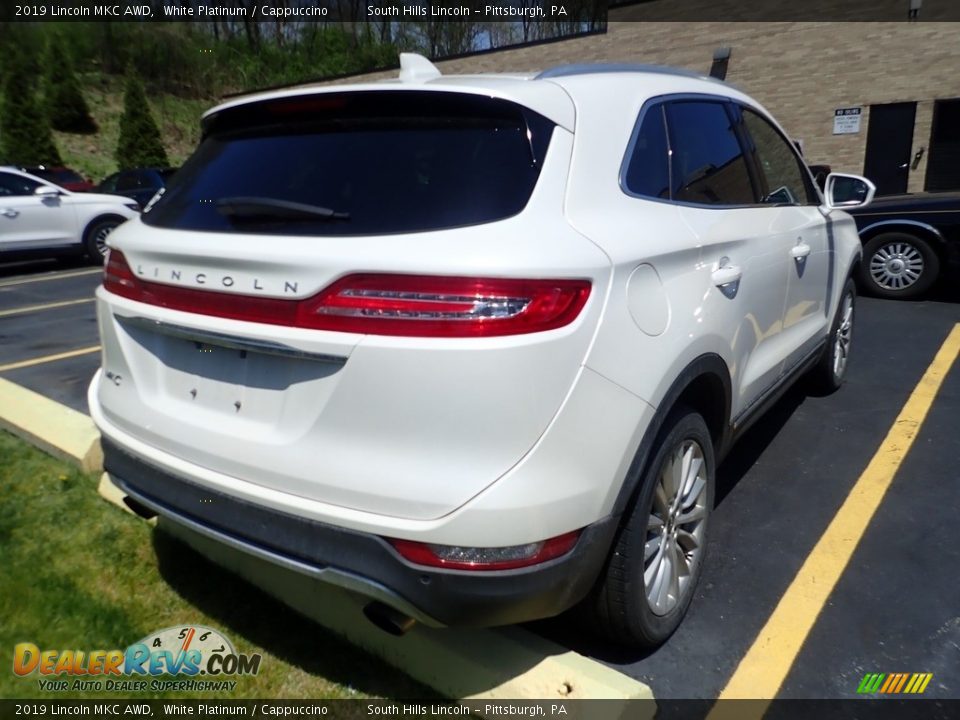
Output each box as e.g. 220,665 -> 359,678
89,55 -> 874,647
0,167 -> 139,261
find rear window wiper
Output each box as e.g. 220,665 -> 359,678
216,196 -> 350,222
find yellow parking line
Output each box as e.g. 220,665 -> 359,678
711,323 -> 960,707
0,346 -> 101,373
0,268 -> 101,288
0,298 -> 94,318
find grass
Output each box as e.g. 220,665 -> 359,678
54,72 -> 209,183
0,430 -> 434,701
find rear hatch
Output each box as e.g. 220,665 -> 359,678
94,87 -> 611,521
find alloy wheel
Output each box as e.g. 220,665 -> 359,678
92,223 -> 117,257
833,292 -> 854,379
645,439 -> 709,616
869,242 -> 924,291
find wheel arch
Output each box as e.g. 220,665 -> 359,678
83,213 -> 128,242
858,220 -> 947,260
82,214 -> 128,259
610,353 -> 732,519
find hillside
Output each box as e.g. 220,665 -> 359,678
52,73 -> 210,183
2,19 -> 602,184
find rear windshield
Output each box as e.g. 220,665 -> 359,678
142,91 -> 555,236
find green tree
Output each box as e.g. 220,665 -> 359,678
0,61 -> 62,166
44,40 -> 98,134
115,73 -> 169,169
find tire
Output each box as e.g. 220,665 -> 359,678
859,232 -> 940,299
810,278 -> 856,394
591,406 -> 715,648
83,218 -> 122,264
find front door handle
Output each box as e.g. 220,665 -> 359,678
0,208 -> 18,218
791,243 -> 811,260
711,264 -> 742,287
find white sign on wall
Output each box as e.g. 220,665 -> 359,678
833,107 -> 862,135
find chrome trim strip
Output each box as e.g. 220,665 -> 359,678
858,218 -> 945,242
114,475 -> 444,628
117,315 -> 347,365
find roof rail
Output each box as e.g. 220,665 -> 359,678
536,63 -> 723,84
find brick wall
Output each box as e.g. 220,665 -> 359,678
329,15 -> 960,193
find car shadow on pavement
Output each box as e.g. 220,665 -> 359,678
0,255 -> 92,279
150,528 -> 438,698
714,381 -> 808,505
929,264 -> 960,303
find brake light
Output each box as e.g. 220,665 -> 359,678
389,531 -> 580,571
103,249 -> 140,300
311,274 -> 590,337
102,251 -> 590,337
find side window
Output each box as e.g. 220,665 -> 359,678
624,104 -> 670,199
117,173 -> 140,192
742,108 -> 817,205
665,101 -> 756,206
0,172 -> 41,197
99,174 -> 119,193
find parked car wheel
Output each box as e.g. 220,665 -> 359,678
84,217 -> 122,262
592,407 -> 715,647
810,279 -> 856,393
860,232 -> 940,299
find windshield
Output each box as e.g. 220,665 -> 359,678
143,91 -> 555,236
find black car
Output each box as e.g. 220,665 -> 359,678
846,192 -> 960,299
98,168 -> 177,208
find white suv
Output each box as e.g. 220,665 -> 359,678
0,167 -> 139,261
89,55 -> 873,647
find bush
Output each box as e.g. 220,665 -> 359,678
44,40 -> 98,134
0,55 -> 62,166
115,73 -> 169,169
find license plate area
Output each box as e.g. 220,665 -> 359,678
117,315 -> 345,422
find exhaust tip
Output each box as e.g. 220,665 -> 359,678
122,496 -> 158,520
363,602 -> 417,636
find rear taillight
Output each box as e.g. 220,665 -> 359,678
103,248 -> 140,300
310,274 -> 590,337
102,251 -> 590,338
388,531 -> 580,571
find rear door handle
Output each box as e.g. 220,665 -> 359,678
711,264 -> 742,287
1,208 -> 18,218
791,243 -> 811,260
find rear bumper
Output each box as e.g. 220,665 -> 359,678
102,437 -> 618,628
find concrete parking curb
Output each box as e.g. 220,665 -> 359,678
0,381 -> 656,707
161,513 -> 656,709
0,378 -> 102,472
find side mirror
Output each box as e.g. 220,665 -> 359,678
823,173 -> 875,211
34,185 -> 61,198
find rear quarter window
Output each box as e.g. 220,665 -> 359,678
623,104 -> 671,200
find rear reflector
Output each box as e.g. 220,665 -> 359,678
102,250 -> 590,337
389,531 -> 580,571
